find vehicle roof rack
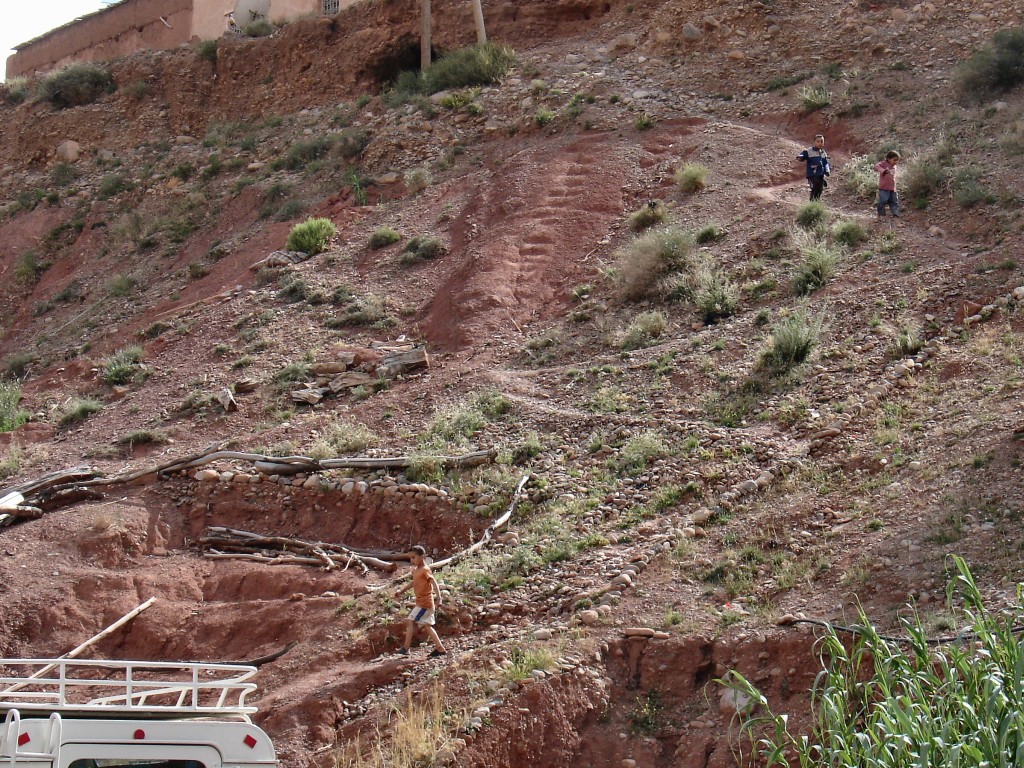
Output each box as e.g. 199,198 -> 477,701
0,659 -> 258,721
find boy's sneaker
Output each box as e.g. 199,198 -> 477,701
428,649 -> 447,658
396,647 -> 409,656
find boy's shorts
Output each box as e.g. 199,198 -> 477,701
408,607 -> 436,625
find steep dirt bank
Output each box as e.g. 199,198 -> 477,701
1,0 -> 1024,766
0,0 -> 622,168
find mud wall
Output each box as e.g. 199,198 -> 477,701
6,0 -> 193,79
0,0 -> 621,168
269,0 -> 321,24
192,0 -> 239,41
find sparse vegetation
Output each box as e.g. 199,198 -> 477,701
616,225 -> 696,302
634,113 -> 654,130
385,43 -> 515,106
196,39 -> 218,63
0,446 -> 23,480
39,64 -> 115,108
793,238 -> 841,295
101,345 -> 145,386
57,397 -> 103,427
903,142 -> 954,207
841,155 -> 879,199
334,684 -> 457,768
798,84 -> 831,112
795,200 -> 827,229
286,217 -> 337,255
116,429 -> 169,449
627,200 -> 667,232
50,163 -> 78,187
243,20 -> 274,37
695,223 -> 725,244
759,306 -> 824,374
98,174 -> 131,200
693,265 -> 740,323
307,422 -> 378,458
502,645 -> 557,682
619,311 -> 667,350
832,220 -> 868,248
15,250 -> 48,285
400,236 -> 445,264
326,294 -> 392,328
404,167 -> 432,193
369,227 -> 402,249
888,321 -> 924,359
675,163 -> 709,194
534,108 -> 555,126
955,27 -> 1024,101
4,353 -> 34,380
2,77 -> 29,105
0,382 -> 30,432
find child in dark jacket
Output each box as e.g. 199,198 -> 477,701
797,134 -> 831,201
875,150 -> 901,219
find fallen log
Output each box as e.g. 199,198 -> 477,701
204,552 -> 360,569
318,448 -> 496,470
1,467 -> 99,499
0,597 -> 156,695
200,528 -> 396,573
204,527 -> 408,563
431,474 -> 529,571
241,641 -> 297,668
0,448 -> 498,528
38,487 -> 104,510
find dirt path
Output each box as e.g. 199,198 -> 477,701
423,132 -> 631,350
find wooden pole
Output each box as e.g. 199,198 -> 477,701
470,0 -> 486,44
1,597 -> 157,694
420,0 -> 432,70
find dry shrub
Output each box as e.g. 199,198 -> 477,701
615,225 -> 696,302
334,684 -> 457,768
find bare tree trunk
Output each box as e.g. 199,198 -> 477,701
470,0 -> 487,44
420,0 -> 432,70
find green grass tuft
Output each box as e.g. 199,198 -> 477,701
758,307 -> 824,374
286,217 -> 337,255
675,163 -> 708,194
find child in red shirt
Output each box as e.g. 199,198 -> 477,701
875,150 -> 901,219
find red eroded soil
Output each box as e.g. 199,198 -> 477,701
2,0 -> 1024,767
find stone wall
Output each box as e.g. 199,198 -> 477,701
6,0 -> 193,79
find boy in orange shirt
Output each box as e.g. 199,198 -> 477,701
395,545 -> 447,657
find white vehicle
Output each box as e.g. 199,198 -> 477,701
0,659 -> 277,768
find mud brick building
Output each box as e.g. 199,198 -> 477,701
5,0 -> 361,79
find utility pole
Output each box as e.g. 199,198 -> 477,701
470,0 -> 487,44
420,0 -> 431,70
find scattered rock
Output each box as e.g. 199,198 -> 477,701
55,140 -> 81,163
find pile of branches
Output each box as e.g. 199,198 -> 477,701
199,527 -> 401,574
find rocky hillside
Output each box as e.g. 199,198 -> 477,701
1,1 -> 1024,767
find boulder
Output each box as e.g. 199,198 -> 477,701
55,140 -> 81,163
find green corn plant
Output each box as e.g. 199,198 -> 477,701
722,555 -> 1024,768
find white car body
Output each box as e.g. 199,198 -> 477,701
0,659 -> 277,768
